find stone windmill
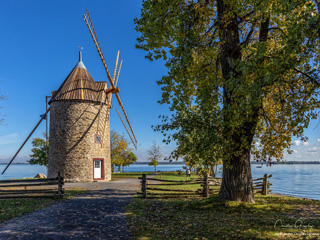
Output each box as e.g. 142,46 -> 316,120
2,10 -> 137,182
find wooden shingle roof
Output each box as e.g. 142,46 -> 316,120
49,58 -> 108,104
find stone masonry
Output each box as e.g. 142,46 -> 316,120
48,100 -> 111,182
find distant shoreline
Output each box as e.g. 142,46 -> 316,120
251,161 -> 320,164
0,161 -> 319,165
0,162 -> 185,165
133,162 -> 184,165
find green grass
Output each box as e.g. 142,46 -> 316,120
146,172 -> 220,195
0,188 -> 86,223
149,172 -> 204,193
126,172 -> 320,240
154,171 -> 199,181
112,172 -> 155,179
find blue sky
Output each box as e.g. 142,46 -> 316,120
0,0 -> 174,163
0,0 -> 319,165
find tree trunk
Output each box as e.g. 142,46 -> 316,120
216,0 -> 261,203
210,165 -> 216,178
154,165 -> 157,172
118,165 -> 121,173
122,165 -> 124,173
219,152 -> 255,202
218,103 -> 259,203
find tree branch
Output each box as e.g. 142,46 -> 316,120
294,68 -> 320,87
268,27 -> 287,37
241,20 -> 257,46
259,16 -> 270,42
238,10 -> 255,24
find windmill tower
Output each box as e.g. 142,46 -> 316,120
2,10 -> 136,181
47,50 -> 112,182
47,11 -> 137,182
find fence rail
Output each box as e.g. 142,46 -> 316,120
253,173 -> 272,195
139,173 -> 221,199
0,173 -> 64,199
139,172 -> 272,199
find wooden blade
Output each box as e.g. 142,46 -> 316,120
95,88 -> 108,136
84,11 -> 114,138
97,51 -> 119,141
99,51 -> 121,144
115,59 -> 123,87
83,12 -> 115,89
113,51 -> 120,82
107,52 -> 122,106
2,108 -> 50,175
116,109 -> 137,149
115,92 -> 137,144
100,106 -> 110,147
86,9 -> 101,50
84,10 -> 137,148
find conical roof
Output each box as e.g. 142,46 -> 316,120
49,52 -> 107,104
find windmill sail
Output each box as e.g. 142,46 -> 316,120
84,9 -> 137,148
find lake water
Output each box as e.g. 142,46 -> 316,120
0,163 -> 319,201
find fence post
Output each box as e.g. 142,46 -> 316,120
141,174 -> 147,199
263,173 -> 268,195
58,172 -> 64,198
203,173 -> 209,197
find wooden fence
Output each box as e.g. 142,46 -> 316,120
253,173 -> 272,195
139,173 -> 272,199
0,173 -> 64,199
138,173 -> 221,199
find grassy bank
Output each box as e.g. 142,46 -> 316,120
0,188 -> 86,223
126,172 -> 320,239
112,172 -> 155,179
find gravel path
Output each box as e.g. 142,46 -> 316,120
0,178 -> 140,240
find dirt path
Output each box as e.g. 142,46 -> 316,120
0,178 -> 140,240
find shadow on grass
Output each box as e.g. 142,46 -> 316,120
127,193 -> 320,240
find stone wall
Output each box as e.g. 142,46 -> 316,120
48,100 -> 111,182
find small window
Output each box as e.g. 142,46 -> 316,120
95,135 -> 102,143
94,160 -> 101,168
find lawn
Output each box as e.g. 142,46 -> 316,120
0,188 -> 86,223
112,172 -> 155,179
126,172 -> 320,240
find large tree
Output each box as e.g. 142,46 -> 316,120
135,0 -> 320,202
